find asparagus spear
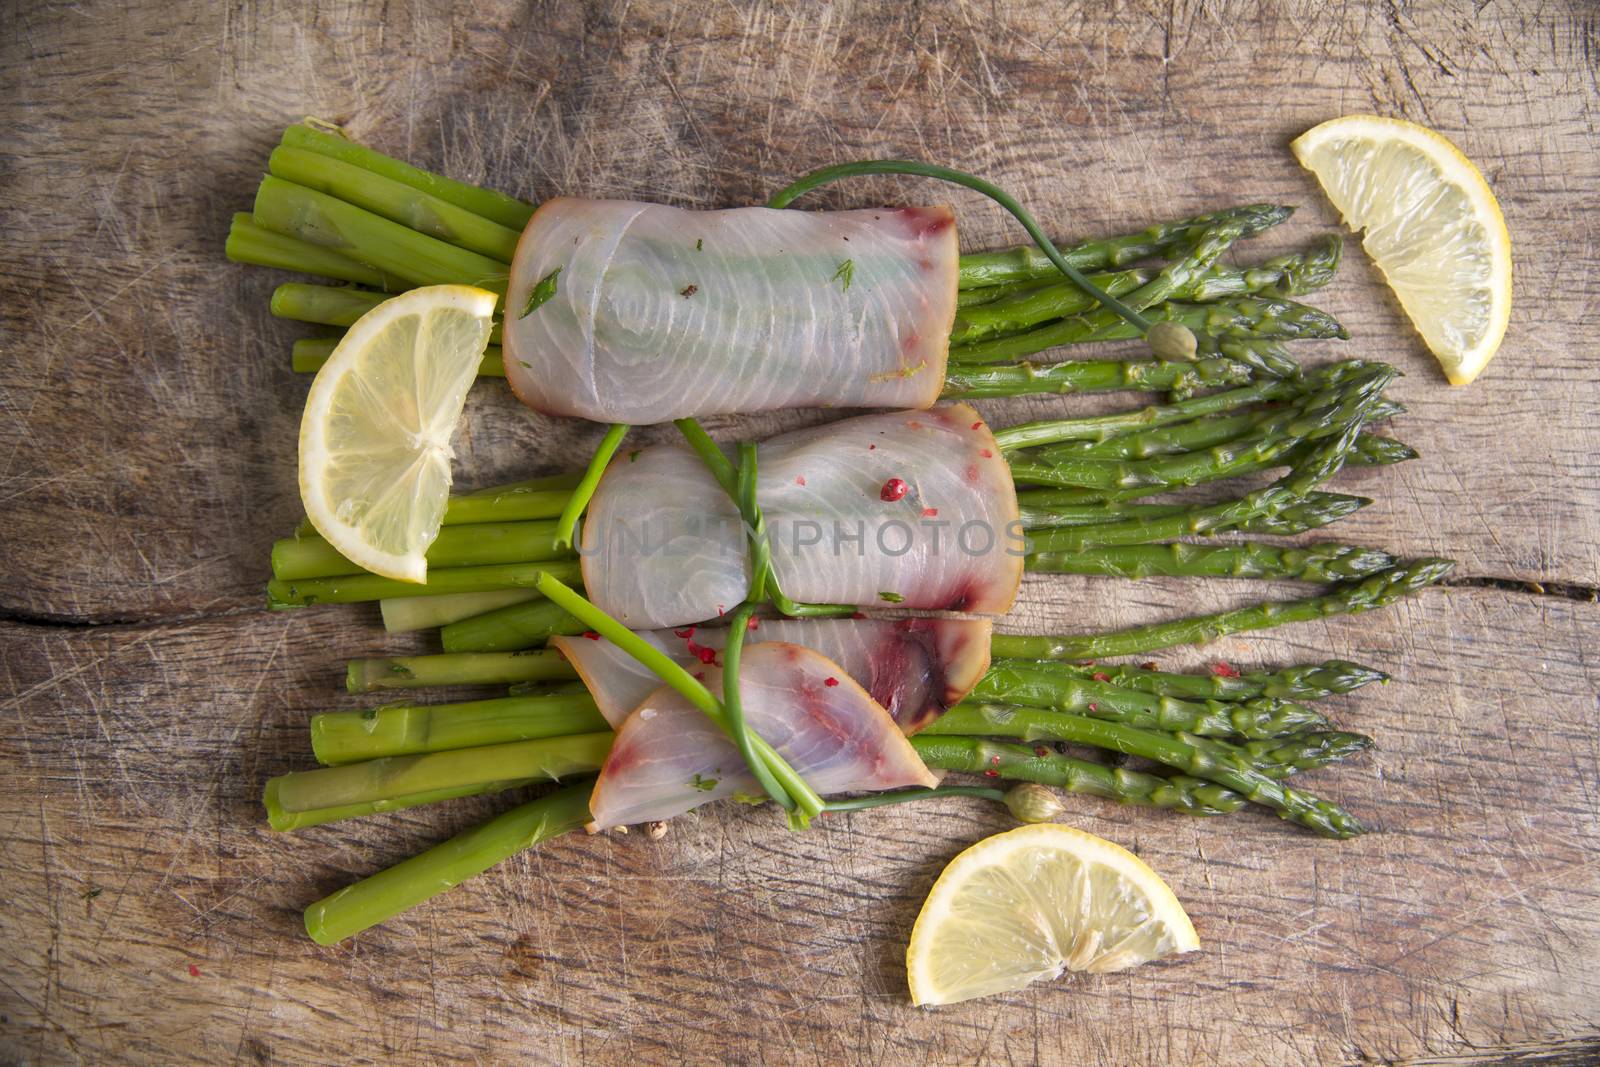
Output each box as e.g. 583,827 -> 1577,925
250,176 -> 510,296
1206,730 -> 1374,780
380,589 -> 544,633
910,735 -> 1244,816
271,520 -> 573,581
1020,492 -> 1372,536
302,782 -> 593,946
311,692 -> 609,765
947,293 -> 1344,365
440,597 -> 588,653
954,675 -> 1325,738
266,559 -> 583,609
919,706 -> 1366,837
989,558 -> 1456,661
951,237 -> 1339,346
992,377 -> 1307,450
955,204 -> 1292,288
269,145 -> 523,263
280,121 -> 537,232
1006,363 -> 1387,493
993,659 -> 1388,703
942,357 -> 1255,399
345,650 -> 577,693
225,213 -> 403,290
1025,540 -> 1397,582
1029,396 -> 1403,464
263,732 -> 611,830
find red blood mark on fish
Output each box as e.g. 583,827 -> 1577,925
747,617 -> 759,630
187,964 -> 201,978
583,631 -> 601,641
970,421 -> 982,430
824,677 -> 839,687
900,207 -> 954,238
1092,672 -> 1111,683
1212,662 -> 1241,678
880,478 -> 909,502
965,463 -> 980,483
795,475 -> 806,486
674,627 -> 696,639
921,507 -> 938,518
979,448 -> 993,459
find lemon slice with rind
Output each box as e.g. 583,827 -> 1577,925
1292,115 -> 1511,385
299,285 -> 496,583
906,823 -> 1198,1006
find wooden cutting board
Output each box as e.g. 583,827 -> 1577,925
2,2 -> 1596,1063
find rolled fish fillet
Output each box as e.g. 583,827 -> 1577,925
579,403 -> 1024,628
502,199 -> 959,423
586,641 -> 939,830
551,617 -> 991,735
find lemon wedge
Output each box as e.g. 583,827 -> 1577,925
1292,115 -> 1511,385
298,285 -> 496,583
906,823 -> 1198,1006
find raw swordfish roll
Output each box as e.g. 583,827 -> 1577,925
579,403 -> 1024,628
551,617 -> 992,734
586,642 -> 939,830
502,199 -> 959,423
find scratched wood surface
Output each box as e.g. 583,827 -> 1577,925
2,1 -> 1598,1064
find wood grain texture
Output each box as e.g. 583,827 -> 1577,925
2,0 -> 1598,1063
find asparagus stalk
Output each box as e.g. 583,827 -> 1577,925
994,659 -> 1388,703
989,558 -> 1456,661
345,650 -> 577,693
1006,363 -> 1386,493
380,589 -> 543,633
440,597 -> 588,653
942,357 -> 1255,398
263,732 -> 611,830
947,293 -> 1344,365
269,146 -> 523,263
280,121 -> 537,232
273,282 -> 509,341
251,176 -> 509,296
910,735 -> 1245,816
954,204 -> 1292,288
311,691 -> 609,765
919,707 -> 1366,837
1337,435 -> 1419,468
950,237 -> 1339,347
266,559 -> 583,609
992,377 -> 1307,450
955,674 -> 1326,738
1206,730 -> 1374,780
225,213 -> 403,290
272,520 -> 573,582
1020,492 -> 1372,536
1028,396 -> 1403,465
1025,541 -> 1398,582
302,781 -> 593,946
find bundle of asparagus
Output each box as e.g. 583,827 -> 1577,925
278,635 -> 1435,944
230,122 -> 1353,403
